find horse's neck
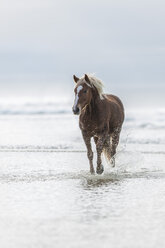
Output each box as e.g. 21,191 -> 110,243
84,94 -> 102,118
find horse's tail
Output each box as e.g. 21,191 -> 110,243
103,145 -> 115,167
103,146 -> 111,164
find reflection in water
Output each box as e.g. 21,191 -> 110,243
82,177 -> 120,188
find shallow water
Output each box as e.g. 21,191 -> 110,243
0,112 -> 165,248
1,152 -> 165,248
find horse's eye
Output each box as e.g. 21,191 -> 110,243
83,90 -> 87,93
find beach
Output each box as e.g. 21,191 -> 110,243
0,106 -> 165,248
1,0 -> 165,246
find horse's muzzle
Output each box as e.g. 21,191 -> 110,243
73,107 -> 80,115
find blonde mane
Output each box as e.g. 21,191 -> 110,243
80,74 -> 104,99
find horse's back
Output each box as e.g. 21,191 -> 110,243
104,94 -> 124,110
104,94 -> 125,125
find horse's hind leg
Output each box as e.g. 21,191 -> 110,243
96,136 -> 105,175
82,131 -> 95,174
110,127 -> 121,167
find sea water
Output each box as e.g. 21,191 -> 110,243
0,98 -> 165,248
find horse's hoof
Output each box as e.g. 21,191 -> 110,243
90,169 -> 95,175
110,157 -> 115,167
96,165 -> 104,175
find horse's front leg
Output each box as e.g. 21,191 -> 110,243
82,131 -> 95,174
96,136 -> 105,175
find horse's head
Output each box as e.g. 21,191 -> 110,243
72,74 -> 93,115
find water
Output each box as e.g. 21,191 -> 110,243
0,99 -> 165,248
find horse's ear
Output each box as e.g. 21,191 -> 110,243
84,74 -> 90,84
73,75 -> 79,83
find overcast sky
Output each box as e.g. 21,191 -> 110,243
0,0 -> 164,91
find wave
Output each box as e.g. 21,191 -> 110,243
0,102 -> 72,115
125,121 -> 165,129
0,145 -> 164,154
0,100 -> 164,135
125,109 -> 165,129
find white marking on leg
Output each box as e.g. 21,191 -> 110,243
73,85 -> 83,111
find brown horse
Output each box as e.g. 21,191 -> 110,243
72,74 -> 124,174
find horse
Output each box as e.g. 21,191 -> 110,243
72,74 -> 124,174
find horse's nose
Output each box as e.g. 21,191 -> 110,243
73,106 -> 80,115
